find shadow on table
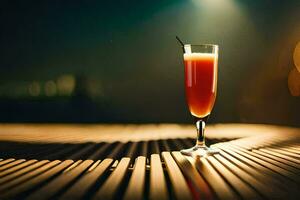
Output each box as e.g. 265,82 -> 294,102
0,138 -> 230,161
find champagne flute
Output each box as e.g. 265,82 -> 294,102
180,44 -> 219,157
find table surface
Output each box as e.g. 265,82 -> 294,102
0,123 -> 299,200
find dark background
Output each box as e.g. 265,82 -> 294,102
0,0 -> 299,125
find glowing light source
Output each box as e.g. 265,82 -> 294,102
288,68 -> 300,96
57,74 -> 75,96
28,81 -> 41,97
294,42 -> 300,72
45,81 -> 57,96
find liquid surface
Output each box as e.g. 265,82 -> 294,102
184,53 -> 217,118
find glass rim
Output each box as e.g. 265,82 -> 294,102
184,44 -> 218,48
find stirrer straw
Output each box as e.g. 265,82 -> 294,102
176,36 -> 185,52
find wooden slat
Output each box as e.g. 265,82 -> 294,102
162,152 -> 193,200
225,145 -> 296,180
190,156 -> 238,200
60,159 -> 113,200
268,148 -> 300,158
0,159 -> 37,178
215,149 -> 287,195
45,145 -> 81,160
0,160 -> 50,185
68,143 -> 97,160
0,159 -> 15,167
207,155 -> 261,199
124,142 -> 138,158
88,143 -> 112,160
253,149 -> 300,170
124,156 -> 146,200
0,159 -> 25,171
172,151 -> 214,200
229,145 -> 300,182
284,146 -> 300,153
93,157 -> 131,200
27,160 -> 94,199
140,141 -> 148,157
149,154 -> 168,200
161,140 -> 171,152
218,146 -> 295,191
287,145 -> 300,151
171,139 -> 185,150
87,142 -> 110,160
0,160 -> 73,199
260,148 -> 300,165
214,153 -> 284,199
233,145 -> 300,173
107,142 -> 126,159
150,141 -> 160,154
33,144 -> 67,160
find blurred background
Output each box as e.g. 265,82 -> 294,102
0,0 -> 299,125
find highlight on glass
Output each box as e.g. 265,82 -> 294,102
180,44 -> 220,157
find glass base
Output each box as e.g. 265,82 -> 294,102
180,145 -> 219,157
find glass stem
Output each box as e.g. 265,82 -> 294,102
196,119 -> 206,147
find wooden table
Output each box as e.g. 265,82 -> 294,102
0,123 -> 299,199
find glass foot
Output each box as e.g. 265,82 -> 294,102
180,145 -> 219,157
